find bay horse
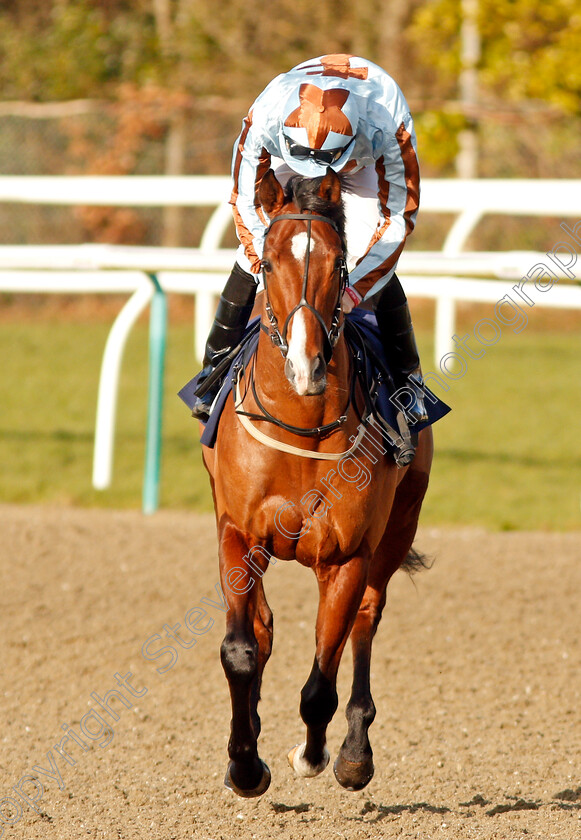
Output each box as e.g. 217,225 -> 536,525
202,168 -> 433,797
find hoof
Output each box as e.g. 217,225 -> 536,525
224,759 -> 271,798
333,753 -> 374,791
287,742 -> 330,778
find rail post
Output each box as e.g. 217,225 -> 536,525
142,272 -> 167,514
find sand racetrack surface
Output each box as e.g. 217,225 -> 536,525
1,505 -> 580,840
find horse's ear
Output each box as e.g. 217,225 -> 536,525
259,169 -> 285,216
318,168 -> 342,205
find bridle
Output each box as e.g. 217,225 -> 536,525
233,210 -> 350,439
260,212 -> 348,364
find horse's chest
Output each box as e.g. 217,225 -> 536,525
248,468 -> 390,563
215,417 -> 394,561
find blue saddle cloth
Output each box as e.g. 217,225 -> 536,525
178,309 -> 451,449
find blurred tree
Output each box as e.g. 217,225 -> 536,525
0,1 -> 158,100
0,0 -> 418,102
407,0 -> 581,173
0,0 -> 579,245
479,0 -> 581,113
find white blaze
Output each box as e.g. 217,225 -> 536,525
287,233 -> 317,395
291,231 -> 314,262
286,309 -> 310,395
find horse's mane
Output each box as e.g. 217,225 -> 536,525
284,175 -> 347,250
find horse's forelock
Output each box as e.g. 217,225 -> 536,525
284,175 -> 346,249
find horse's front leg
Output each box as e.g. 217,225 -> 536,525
289,551 -> 370,779
332,583 -> 387,791
335,455 -> 432,790
219,521 -> 272,797
250,578 -> 273,741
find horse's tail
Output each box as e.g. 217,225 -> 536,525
400,545 -> 433,575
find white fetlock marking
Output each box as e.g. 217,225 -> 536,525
290,742 -> 330,778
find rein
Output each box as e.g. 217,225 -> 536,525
233,366 -> 370,461
235,354 -> 348,437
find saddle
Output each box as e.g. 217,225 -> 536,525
178,310 -> 450,464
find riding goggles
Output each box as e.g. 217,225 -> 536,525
283,134 -> 355,166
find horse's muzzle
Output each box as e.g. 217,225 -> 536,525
285,353 -> 327,396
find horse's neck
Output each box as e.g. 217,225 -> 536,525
253,324 -> 350,430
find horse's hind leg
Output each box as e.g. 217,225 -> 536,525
334,440 -> 432,791
289,551 -> 370,779
219,521 -> 272,797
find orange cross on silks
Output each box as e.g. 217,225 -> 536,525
283,85 -> 354,149
303,53 -> 369,81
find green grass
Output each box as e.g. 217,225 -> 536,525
0,317 -> 579,530
0,318 -> 212,511
420,328 -> 581,530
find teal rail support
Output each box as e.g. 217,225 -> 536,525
142,273 -> 167,514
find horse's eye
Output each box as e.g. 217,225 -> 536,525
261,259 -> 272,273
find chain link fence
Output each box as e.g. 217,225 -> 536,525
0,107 -> 239,247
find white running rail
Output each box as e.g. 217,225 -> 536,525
1,176 -> 580,506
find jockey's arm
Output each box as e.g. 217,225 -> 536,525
343,110 -> 420,308
229,82 -> 287,275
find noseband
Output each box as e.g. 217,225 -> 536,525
260,213 -> 348,363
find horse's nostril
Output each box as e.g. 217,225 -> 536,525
312,355 -> 326,381
287,358 -> 294,370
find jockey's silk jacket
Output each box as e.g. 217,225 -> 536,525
230,54 -> 420,300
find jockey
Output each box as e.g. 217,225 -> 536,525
192,53 -> 428,426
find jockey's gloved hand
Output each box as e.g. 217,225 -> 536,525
342,286 -> 361,314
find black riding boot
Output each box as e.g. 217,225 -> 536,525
192,263 -> 257,420
375,286 -> 428,426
